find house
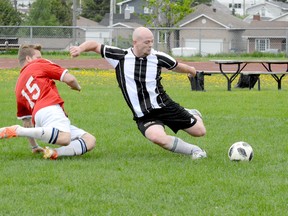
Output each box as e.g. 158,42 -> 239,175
99,13 -> 145,48
244,0 -> 288,23
76,16 -> 110,45
177,4 -> 249,55
216,0 -> 265,16
98,0 -> 287,54
242,20 -> 288,52
116,0 -> 151,15
271,12 -> 288,21
102,1 -> 251,54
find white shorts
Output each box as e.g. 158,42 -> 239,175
34,104 -> 86,140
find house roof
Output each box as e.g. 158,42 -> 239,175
247,1 -> 288,11
112,22 -> 142,28
244,0 -> 288,23
242,20 -> 288,38
178,4 -> 248,29
270,12 -> 288,21
116,0 -> 132,6
270,0 -> 288,10
99,13 -> 146,27
76,16 -> 103,27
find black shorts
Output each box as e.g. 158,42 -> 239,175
135,102 -> 197,136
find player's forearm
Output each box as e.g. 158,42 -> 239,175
63,73 -> 81,91
22,118 -> 38,149
174,63 -> 197,77
28,137 -> 38,149
79,41 -> 101,53
68,79 -> 81,91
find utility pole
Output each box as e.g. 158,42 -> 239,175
243,0 -> 245,16
13,0 -> 17,9
109,0 -> 114,45
72,0 -> 78,45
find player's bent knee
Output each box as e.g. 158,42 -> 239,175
195,127 -> 206,137
81,133 -> 96,151
56,132 -> 71,145
146,133 -> 169,147
185,124 -> 206,137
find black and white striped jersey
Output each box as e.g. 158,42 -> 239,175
101,45 -> 178,118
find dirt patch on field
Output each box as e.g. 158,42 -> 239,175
0,58 -> 218,71
0,58 -> 285,72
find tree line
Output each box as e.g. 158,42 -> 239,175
0,0 -> 212,27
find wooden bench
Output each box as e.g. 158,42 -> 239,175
241,71 -> 287,90
210,59 -> 288,90
0,37 -> 20,51
188,71 -> 237,91
189,71 -> 287,91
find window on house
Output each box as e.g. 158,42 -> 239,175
229,3 -> 232,8
143,7 -> 152,14
281,39 -> 286,52
255,39 -> 270,51
235,4 -> 241,8
261,7 -> 265,16
158,31 -> 167,44
127,6 -> 134,13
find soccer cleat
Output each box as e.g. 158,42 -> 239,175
43,147 -> 58,160
185,108 -> 203,119
0,125 -> 19,139
191,149 -> 207,160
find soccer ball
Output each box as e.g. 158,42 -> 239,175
228,141 -> 254,161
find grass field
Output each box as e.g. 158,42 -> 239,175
0,68 -> 287,215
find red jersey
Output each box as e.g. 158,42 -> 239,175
15,58 -> 68,123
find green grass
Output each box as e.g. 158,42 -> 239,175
0,69 -> 287,216
0,50 -> 101,60
1,50 -> 287,61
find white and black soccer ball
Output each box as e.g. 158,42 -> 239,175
228,141 -> 254,161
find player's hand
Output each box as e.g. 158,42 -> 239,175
32,146 -> 44,154
70,46 -> 80,58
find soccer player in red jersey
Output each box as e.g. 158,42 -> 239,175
0,44 -> 96,159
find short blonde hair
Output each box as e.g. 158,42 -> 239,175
18,44 -> 42,67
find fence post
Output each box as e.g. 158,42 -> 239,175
286,29 -> 288,57
30,26 -> 33,43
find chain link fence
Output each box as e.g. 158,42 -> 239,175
1,26 -> 288,56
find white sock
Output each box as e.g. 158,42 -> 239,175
17,126 -> 59,144
168,136 -> 202,155
55,138 -> 87,157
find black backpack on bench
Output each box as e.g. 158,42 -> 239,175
235,74 -> 259,88
188,71 -> 205,91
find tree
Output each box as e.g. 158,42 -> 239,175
81,0 -> 110,22
51,0 -> 73,26
23,0 -> 73,37
25,0 -> 59,26
141,0 -> 212,52
141,0 -> 195,52
0,0 -> 23,36
0,0 -> 22,26
24,0 -> 72,26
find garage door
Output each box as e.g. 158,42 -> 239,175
185,39 -> 223,55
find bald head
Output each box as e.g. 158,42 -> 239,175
132,27 -> 154,57
133,27 -> 153,41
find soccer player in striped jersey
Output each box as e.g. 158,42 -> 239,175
70,27 -> 207,159
0,44 -> 96,159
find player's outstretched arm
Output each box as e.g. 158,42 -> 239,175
22,118 -> 43,153
62,73 -> 81,91
173,62 -> 197,77
70,41 -> 102,57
